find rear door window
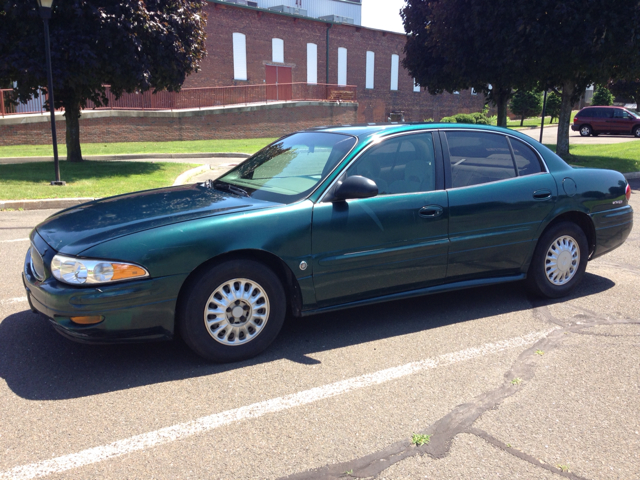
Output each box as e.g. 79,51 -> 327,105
445,131 -> 516,188
509,137 -> 543,176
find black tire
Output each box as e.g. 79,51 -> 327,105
579,125 -> 592,137
178,259 -> 286,362
633,126 -> 640,138
526,222 -> 589,298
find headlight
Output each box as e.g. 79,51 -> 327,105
51,254 -> 149,285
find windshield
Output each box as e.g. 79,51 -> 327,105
627,109 -> 640,119
217,132 -> 357,203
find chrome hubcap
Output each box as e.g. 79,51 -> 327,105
203,278 -> 270,346
580,127 -> 590,136
545,235 -> 580,286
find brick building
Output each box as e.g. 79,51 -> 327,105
0,0 -> 486,147
186,0 -> 485,123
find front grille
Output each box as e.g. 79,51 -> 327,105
30,243 -> 46,281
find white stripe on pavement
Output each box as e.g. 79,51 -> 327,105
0,238 -> 29,243
0,296 -> 27,306
0,327 -> 558,480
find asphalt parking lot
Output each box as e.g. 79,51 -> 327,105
0,189 -> 638,480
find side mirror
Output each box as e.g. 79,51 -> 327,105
330,175 -> 378,202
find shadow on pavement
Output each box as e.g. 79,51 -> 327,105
0,272 -> 614,401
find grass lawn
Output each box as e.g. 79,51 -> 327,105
0,161 -> 199,201
544,142 -> 640,173
0,138 -> 277,158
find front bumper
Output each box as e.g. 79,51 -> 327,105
23,244 -> 187,344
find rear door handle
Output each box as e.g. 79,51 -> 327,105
533,189 -> 552,200
419,205 -> 443,218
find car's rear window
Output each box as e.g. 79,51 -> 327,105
217,132 -> 356,204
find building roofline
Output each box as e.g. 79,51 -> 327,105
207,0 -> 407,37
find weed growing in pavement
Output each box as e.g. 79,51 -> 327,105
343,469 -> 353,477
411,434 -> 432,446
506,443 -> 512,448
535,350 -> 544,355
557,464 -> 570,472
511,378 -> 523,385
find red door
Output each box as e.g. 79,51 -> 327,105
265,65 -> 292,101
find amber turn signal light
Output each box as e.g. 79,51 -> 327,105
70,315 -> 104,325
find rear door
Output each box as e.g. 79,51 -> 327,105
442,130 -> 557,281
311,132 -> 449,306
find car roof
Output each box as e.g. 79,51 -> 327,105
301,123 -> 525,142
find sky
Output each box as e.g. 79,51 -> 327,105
361,0 -> 406,34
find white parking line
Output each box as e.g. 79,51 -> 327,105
0,296 -> 27,306
0,238 -> 29,243
0,328 -> 557,480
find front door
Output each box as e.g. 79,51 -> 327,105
266,65 -> 292,101
312,132 -> 449,306
441,130 -> 557,281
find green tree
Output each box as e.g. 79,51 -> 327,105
522,0 -> 640,155
0,1 -> 207,162
545,92 -> 562,123
401,1 -> 536,127
509,89 -> 543,126
608,79 -> 640,111
591,85 -> 614,106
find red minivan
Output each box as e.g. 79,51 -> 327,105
572,106 -> 640,137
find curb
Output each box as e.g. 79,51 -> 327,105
3,171 -> 638,212
173,165 -> 213,186
0,152 -> 251,164
0,197 -> 96,211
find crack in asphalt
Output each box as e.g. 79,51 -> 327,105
465,428 -> 591,480
278,299 -> 640,480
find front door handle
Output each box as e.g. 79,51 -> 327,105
419,205 -> 443,218
533,189 -> 552,200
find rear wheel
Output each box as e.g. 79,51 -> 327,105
579,125 -> 592,137
178,259 -> 286,362
526,222 -> 589,298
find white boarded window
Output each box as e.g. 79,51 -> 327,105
232,33 -> 247,81
390,54 -> 399,91
338,47 -> 347,86
307,43 -> 318,84
365,51 -> 375,89
272,38 -> 284,63
413,79 -> 420,92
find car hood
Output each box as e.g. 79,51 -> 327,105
36,184 -> 276,255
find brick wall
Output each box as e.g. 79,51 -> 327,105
0,103 -> 357,146
185,2 -> 486,122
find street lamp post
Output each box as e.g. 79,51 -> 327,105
36,0 -> 65,186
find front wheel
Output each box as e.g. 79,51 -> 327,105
579,125 -> 592,137
526,222 -> 589,298
633,126 -> 640,138
178,259 -> 286,362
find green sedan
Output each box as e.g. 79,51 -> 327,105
23,124 -> 633,362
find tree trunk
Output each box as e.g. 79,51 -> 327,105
493,86 -> 510,127
520,116 -> 524,126
556,81 -> 575,157
64,101 -> 83,162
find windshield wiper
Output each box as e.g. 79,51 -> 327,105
212,181 -> 250,197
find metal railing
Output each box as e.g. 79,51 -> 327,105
0,83 -> 357,117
